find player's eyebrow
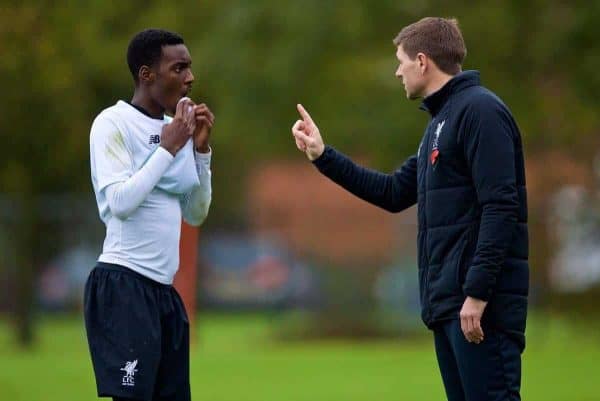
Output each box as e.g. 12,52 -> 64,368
173,57 -> 192,66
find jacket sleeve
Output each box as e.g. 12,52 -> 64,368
312,145 -> 417,213
462,98 -> 519,301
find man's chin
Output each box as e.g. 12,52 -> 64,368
164,101 -> 178,116
166,95 -> 191,116
406,91 -> 421,101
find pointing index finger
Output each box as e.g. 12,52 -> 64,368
297,104 -> 314,126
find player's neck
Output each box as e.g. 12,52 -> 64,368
131,91 -> 165,119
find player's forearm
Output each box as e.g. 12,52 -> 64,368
181,149 -> 212,226
181,186 -> 211,226
105,147 -> 174,219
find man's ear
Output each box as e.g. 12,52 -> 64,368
416,53 -> 428,74
138,65 -> 155,84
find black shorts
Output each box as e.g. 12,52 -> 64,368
84,262 -> 190,401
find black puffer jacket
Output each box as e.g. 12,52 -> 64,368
313,71 -> 529,348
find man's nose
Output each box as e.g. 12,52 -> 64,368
185,70 -> 194,85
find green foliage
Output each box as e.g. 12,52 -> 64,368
0,1 -> 595,196
2,1 -> 599,196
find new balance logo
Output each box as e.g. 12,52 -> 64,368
149,135 -> 160,145
120,360 -> 138,387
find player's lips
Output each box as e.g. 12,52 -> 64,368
177,88 -> 191,102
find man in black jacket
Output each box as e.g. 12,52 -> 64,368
291,17 -> 528,401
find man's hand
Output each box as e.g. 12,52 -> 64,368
192,103 -> 215,153
459,296 -> 487,344
161,97 -> 196,156
291,104 -> 325,161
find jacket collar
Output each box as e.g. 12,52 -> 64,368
419,70 -> 480,116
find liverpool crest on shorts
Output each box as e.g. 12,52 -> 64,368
120,359 -> 138,387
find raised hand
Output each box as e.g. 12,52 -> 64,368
192,103 -> 215,153
161,97 -> 196,156
291,104 -> 325,161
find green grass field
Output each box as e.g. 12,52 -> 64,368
0,313 -> 598,401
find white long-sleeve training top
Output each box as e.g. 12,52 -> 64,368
90,100 -> 212,284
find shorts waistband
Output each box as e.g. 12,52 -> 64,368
95,262 -> 172,289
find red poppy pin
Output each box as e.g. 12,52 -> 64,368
430,149 -> 440,165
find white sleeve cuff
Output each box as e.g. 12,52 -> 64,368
194,146 -> 212,170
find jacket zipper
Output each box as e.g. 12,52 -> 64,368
422,118 -> 436,323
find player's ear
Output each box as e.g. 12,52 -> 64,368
138,65 -> 155,84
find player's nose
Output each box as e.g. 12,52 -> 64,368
185,70 -> 194,85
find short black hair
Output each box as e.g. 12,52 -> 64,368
127,29 -> 184,82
